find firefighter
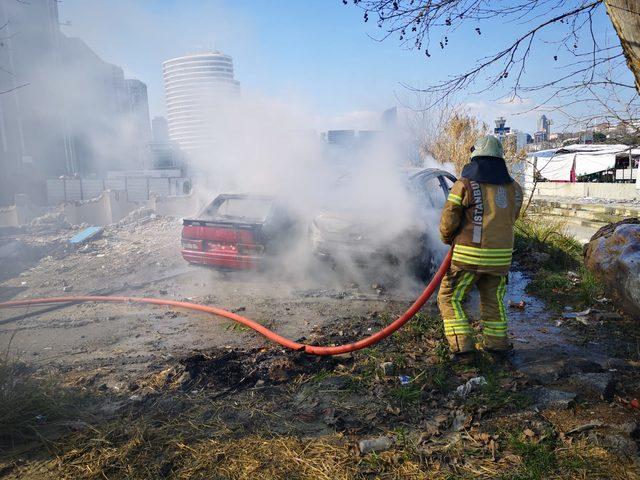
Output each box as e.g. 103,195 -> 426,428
437,135 -> 523,356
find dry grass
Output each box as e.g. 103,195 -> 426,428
0,339 -> 78,448
4,408 -> 635,480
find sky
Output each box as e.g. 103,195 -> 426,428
58,0 -> 633,134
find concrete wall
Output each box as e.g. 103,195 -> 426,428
0,206 -> 19,227
147,192 -> 201,217
0,194 -> 48,227
62,190 -> 139,226
533,182 -> 639,200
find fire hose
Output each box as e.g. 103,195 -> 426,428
0,250 -> 452,356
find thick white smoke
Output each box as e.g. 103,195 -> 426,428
184,93 -> 449,291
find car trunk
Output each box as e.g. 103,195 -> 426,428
181,219 -> 265,268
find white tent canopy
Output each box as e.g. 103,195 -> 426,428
527,144 -> 639,182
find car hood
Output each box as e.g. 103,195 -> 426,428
311,212 -> 385,241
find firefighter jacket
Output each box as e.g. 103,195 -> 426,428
440,173 -> 523,275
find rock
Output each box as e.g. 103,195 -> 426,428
584,222 -> 640,317
531,387 -> 577,409
562,358 -> 604,376
380,362 -> 395,376
358,436 -> 394,454
592,432 -> 638,457
455,376 -> 486,397
515,357 -> 566,384
451,412 -> 469,431
530,251 -> 550,264
567,372 -> 614,401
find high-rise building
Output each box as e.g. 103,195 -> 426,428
535,114 -> 552,142
152,116 -> 169,143
125,79 -> 152,144
162,51 -> 240,152
0,0 -> 151,204
537,115 -> 551,135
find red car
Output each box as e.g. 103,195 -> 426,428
181,194 -> 296,270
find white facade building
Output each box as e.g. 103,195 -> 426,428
162,52 -> 240,152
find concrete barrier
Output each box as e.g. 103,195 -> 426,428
533,182 -> 639,200
1,188 -> 201,227
0,194 -> 48,227
62,190 -> 139,226
0,205 -> 18,227
147,192 -> 201,217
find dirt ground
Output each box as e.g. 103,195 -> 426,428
0,214 -> 415,380
1,213 -> 639,479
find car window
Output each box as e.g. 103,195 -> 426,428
206,197 -> 273,222
421,176 -> 447,208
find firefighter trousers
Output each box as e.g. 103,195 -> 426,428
437,268 -> 509,353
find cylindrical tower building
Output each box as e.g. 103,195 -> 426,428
162,51 -> 240,152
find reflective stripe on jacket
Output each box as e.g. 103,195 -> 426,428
440,177 -> 523,275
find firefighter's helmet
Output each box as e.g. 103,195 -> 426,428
470,135 -> 504,159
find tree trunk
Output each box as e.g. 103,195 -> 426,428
604,0 -> 640,92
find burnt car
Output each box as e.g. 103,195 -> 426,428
308,168 -> 456,279
181,194 -> 297,270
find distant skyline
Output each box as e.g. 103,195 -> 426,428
59,0 -> 632,134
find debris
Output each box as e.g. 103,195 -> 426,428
62,285 -> 72,292
358,436 -> 394,454
630,398 -> 639,410
530,251 -> 550,264
514,338 -> 529,344
380,362 -> 395,376
567,270 -> 580,281
455,376 -> 486,397
508,300 -> 526,309
565,421 -> 603,435
398,375 -> 411,385
68,226 -> 103,245
562,309 -> 591,319
30,212 -> 70,230
451,412 -> 469,431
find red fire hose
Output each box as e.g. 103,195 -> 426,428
0,250 -> 452,356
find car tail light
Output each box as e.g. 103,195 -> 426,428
181,238 -> 202,250
237,244 -> 265,255
207,242 -> 238,252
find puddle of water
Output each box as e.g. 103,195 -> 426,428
462,269 -> 610,374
